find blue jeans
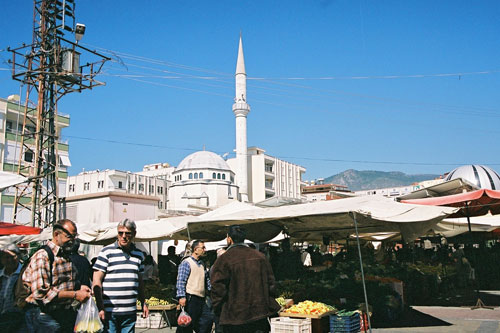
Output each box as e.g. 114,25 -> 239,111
104,312 -> 136,333
25,307 -> 60,332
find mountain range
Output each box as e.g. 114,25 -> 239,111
323,169 -> 441,192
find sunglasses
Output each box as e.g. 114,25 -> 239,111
118,231 -> 133,237
55,225 -> 78,239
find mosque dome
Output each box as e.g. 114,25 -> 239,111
445,165 -> 500,190
176,151 -> 231,172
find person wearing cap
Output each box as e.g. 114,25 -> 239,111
0,244 -> 23,332
211,225 -> 280,333
23,219 -> 92,332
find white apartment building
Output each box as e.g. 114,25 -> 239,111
64,169 -> 169,224
0,95 -> 71,223
227,147 -> 306,203
354,178 -> 444,198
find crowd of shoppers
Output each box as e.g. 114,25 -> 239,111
0,218 -> 281,333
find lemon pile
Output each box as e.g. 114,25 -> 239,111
282,300 -> 336,315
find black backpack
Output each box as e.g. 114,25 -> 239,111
14,245 -> 54,309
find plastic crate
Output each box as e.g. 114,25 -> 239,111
271,317 -> 311,333
329,312 -> 360,333
136,312 -> 167,329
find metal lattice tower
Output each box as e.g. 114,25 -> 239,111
8,0 -> 109,227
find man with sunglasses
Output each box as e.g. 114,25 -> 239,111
22,219 -> 92,332
93,218 -> 148,333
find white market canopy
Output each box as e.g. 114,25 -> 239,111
0,196 -> 459,246
175,195 -> 459,242
0,171 -> 28,191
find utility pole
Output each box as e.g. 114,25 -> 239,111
8,0 -> 109,227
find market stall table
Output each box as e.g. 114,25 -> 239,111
136,303 -> 176,329
280,310 -> 336,333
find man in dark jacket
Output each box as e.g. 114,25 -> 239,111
211,225 -> 280,333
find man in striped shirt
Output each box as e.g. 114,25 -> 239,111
93,219 -> 149,333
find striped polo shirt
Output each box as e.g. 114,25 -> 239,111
94,243 -> 145,314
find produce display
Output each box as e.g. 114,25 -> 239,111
74,319 -> 103,333
137,296 -> 171,307
281,300 -> 336,316
275,297 -> 287,307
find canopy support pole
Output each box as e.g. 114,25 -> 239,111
186,224 -> 192,242
465,202 -> 494,310
351,212 -> 372,332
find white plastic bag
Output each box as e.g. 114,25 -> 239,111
74,297 -> 104,333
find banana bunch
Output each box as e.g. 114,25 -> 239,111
137,296 -> 170,307
276,297 -> 287,307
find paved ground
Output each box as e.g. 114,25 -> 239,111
137,305 -> 500,332
372,306 -> 500,333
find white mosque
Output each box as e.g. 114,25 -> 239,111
65,36 -> 306,217
153,35 -> 306,212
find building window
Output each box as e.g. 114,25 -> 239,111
157,186 -> 162,194
84,182 -> 90,191
6,121 -> 13,133
189,173 -> 193,179
149,184 -> 154,194
158,201 -> 163,209
194,173 -> 198,179
24,151 -> 34,162
130,182 -> 135,190
118,181 -> 123,189
69,184 -> 75,192
199,172 -> 203,179
212,173 -> 216,179
222,174 -> 226,180
217,173 -> 221,179
139,183 -> 144,191
97,180 -> 104,189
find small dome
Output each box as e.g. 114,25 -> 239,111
176,151 -> 231,172
445,165 -> 500,190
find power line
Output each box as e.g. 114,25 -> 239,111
64,135 -> 500,167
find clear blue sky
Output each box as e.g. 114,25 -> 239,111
1,0 -> 499,180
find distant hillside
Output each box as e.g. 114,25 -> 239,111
324,169 -> 440,192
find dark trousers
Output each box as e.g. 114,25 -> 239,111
177,294 -> 206,333
49,308 -> 77,333
0,311 -> 25,333
222,318 -> 270,333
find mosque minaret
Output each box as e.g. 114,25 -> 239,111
232,35 -> 250,202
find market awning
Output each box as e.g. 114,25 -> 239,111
0,171 -> 28,190
397,178 -> 479,201
401,189 -> 500,218
0,222 -> 41,236
176,195 -> 459,242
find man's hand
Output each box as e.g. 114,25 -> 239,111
142,304 -> 149,318
98,310 -> 105,321
75,285 -> 91,302
179,297 -> 187,307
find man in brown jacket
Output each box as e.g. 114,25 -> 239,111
211,225 -> 280,333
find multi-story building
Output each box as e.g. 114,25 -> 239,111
354,178 -> 444,198
227,147 -> 306,203
0,95 -> 71,223
302,183 -> 352,202
64,169 -> 169,224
